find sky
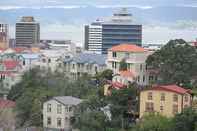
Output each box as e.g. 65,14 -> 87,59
0,0 -> 197,46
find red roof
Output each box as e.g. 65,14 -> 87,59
106,80 -> 126,89
0,71 -> 13,76
13,47 -> 28,53
0,99 -> 16,108
150,84 -> 191,94
109,44 -> 147,52
2,60 -> 20,70
119,70 -> 136,78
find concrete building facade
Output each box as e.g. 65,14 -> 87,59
0,24 -> 9,49
16,16 -> 40,47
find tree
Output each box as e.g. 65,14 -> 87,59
131,114 -> 172,131
172,108 -> 197,131
119,59 -> 128,71
146,39 -> 197,88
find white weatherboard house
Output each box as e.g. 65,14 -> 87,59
43,96 -> 82,131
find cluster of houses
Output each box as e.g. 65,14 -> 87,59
0,43 -> 195,131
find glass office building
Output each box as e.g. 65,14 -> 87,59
84,8 -> 142,54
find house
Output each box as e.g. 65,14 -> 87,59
19,53 -> 40,71
0,99 -> 16,131
0,60 -> 22,89
104,80 -> 126,96
139,84 -> 192,118
35,49 -> 66,72
112,70 -> 136,85
64,53 -> 107,79
43,96 -> 82,131
107,44 -> 152,85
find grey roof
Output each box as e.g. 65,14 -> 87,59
53,96 -> 82,106
64,53 -> 106,66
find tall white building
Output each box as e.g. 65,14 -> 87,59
87,22 -> 103,54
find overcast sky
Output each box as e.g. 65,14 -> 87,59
0,0 -> 197,45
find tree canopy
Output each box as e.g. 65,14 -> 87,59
146,39 -> 197,88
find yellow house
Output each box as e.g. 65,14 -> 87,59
140,85 -> 192,118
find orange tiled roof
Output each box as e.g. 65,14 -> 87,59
151,84 -> 191,94
109,44 -> 146,52
119,70 -> 136,78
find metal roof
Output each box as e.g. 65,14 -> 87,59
53,96 -> 82,106
64,53 -> 107,66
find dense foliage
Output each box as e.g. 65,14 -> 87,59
146,39 -> 197,88
8,68 -> 98,127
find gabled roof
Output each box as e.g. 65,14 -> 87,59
0,99 -> 16,108
2,60 -> 20,70
109,44 -> 146,52
119,70 -> 136,78
53,96 -> 82,106
145,84 -> 191,94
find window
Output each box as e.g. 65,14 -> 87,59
140,64 -> 143,71
72,64 -> 75,69
161,93 -> 165,101
149,75 -> 154,81
160,105 -> 164,111
112,62 -> 117,69
42,59 -> 46,63
23,60 -> 25,65
125,53 -> 129,58
148,92 -> 153,100
57,104 -> 62,114
145,102 -> 154,112
137,76 -> 140,82
47,117 -> 51,125
48,58 -> 51,63
47,104 -> 51,112
65,105 -> 69,112
184,95 -> 189,102
69,106 -> 72,112
172,104 -> 178,114
173,94 -> 178,102
143,75 -> 145,82
112,52 -> 117,57
95,66 -> 98,73
57,118 -> 62,127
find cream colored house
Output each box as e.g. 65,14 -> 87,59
107,44 -> 152,85
43,96 -> 82,131
139,85 -> 192,118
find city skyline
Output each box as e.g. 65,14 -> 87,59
0,0 -> 197,46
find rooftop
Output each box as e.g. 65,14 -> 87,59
146,84 -> 191,94
119,70 -> 136,78
109,44 -> 146,52
2,60 -> 20,70
53,96 -> 82,106
64,53 -> 106,65
0,99 -> 16,108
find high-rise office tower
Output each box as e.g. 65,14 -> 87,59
16,16 -> 40,47
84,8 -> 142,54
0,23 -> 9,49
